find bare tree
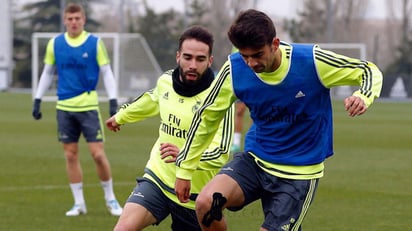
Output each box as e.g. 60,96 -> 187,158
381,0 -> 412,97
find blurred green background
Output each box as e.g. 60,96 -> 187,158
1,92 -> 411,230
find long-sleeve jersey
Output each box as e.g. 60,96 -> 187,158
115,69 -> 234,209
34,31 -> 117,112
176,42 -> 382,181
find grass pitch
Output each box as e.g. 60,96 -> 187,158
1,92 -> 411,230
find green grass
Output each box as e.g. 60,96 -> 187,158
1,92 -> 411,230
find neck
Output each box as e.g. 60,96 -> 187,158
271,49 -> 282,72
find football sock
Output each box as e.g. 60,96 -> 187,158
101,179 -> 116,201
69,182 -> 85,205
233,132 -> 242,146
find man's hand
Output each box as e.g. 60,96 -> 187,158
32,99 -> 42,120
105,116 -> 121,132
344,96 -> 367,117
109,99 -> 118,117
175,178 -> 191,203
159,143 -> 180,163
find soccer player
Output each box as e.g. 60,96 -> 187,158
31,3 -> 122,216
174,9 -> 383,230
105,26 -> 234,231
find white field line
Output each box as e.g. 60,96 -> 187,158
0,181 -> 134,192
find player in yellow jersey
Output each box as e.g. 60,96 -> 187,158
106,26 -> 234,231
32,3 -> 122,217
174,10 -> 383,231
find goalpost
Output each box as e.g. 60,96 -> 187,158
31,33 -> 163,102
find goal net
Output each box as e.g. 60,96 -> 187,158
31,33 -> 162,103
316,43 -> 367,98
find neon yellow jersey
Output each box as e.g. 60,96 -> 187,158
115,70 -> 234,209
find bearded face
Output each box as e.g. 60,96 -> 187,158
176,38 -> 213,86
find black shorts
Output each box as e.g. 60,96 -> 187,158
218,152 -> 319,231
126,178 -> 201,231
56,110 -> 104,143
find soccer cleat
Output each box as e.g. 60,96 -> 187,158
230,144 -> 241,154
65,204 -> 87,216
106,200 -> 123,216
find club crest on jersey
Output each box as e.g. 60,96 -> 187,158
192,101 -> 202,113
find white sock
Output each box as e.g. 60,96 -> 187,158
69,182 -> 85,205
101,179 -> 116,201
233,132 -> 242,146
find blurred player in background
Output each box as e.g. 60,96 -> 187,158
174,9 -> 383,230
230,100 -> 246,154
106,26 -> 234,231
32,3 -> 122,217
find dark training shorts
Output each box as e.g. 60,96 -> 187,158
127,178 -> 201,231
218,152 -> 319,231
57,109 -> 104,143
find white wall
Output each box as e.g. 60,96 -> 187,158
0,0 -> 12,90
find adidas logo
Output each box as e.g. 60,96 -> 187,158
295,90 -> 305,98
163,92 -> 169,100
132,192 -> 144,198
82,52 -> 88,58
96,130 -> 103,140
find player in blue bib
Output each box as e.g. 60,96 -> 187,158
174,9 -> 383,231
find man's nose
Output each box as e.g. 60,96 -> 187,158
246,57 -> 257,67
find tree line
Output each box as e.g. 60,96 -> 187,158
12,0 -> 412,97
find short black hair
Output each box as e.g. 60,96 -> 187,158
228,9 -> 276,50
179,25 -> 214,55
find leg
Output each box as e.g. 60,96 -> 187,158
64,142 -> 82,183
195,174 -> 245,231
88,141 -> 122,216
64,142 -> 87,216
113,203 -> 157,231
114,179 -> 170,230
231,101 -> 246,153
260,178 -> 319,231
88,141 -> 112,182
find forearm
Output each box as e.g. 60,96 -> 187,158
100,64 -> 117,100
34,64 -> 55,99
352,62 -> 383,107
115,92 -> 159,124
176,106 -> 229,180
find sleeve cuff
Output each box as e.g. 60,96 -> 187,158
176,167 -> 195,181
353,91 -> 372,107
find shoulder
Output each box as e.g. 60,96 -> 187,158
157,69 -> 174,85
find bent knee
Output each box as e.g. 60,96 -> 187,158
113,222 -> 129,231
195,192 -> 212,213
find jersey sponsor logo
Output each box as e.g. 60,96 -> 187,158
263,106 -> 308,123
160,113 -> 188,139
59,60 -> 87,70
